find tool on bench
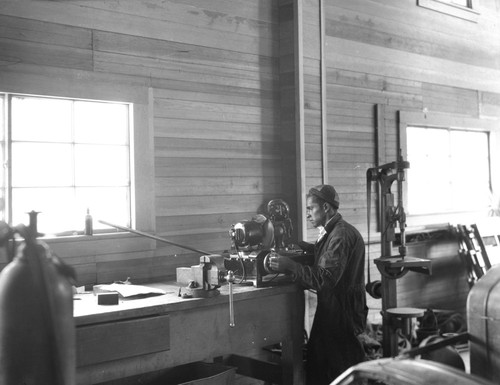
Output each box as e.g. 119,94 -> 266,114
99,220 -> 235,326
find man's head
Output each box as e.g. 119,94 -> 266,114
306,184 -> 339,228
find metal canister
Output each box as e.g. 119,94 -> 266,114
0,236 -> 75,385
467,264 -> 500,382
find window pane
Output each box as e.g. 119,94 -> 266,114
0,143 -> 4,215
11,142 -> 73,187
450,131 -> 490,211
9,94 -> 132,234
407,126 -> 490,215
0,94 -> 5,142
74,101 -> 129,145
450,0 -> 469,6
440,0 -> 469,6
407,127 -> 452,214
74,144 -> 129,186
0,95 -> 4,220
75,187 -> 130,229
408,127 -> 450,158
11,186 -> 130,234
11,96 -> 72,142
11,187 -> 76,234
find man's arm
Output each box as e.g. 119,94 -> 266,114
269,238 -> 348,292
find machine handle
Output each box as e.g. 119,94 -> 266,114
227,271 -> 235,327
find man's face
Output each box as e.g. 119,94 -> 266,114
306,196 -> 327,228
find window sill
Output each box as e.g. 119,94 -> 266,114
39,231 -> 157,255
40,231 -> 132,243
417,0 -> 479,22
395,225 -> 452,246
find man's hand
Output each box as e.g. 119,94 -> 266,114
268,252 -> 297,274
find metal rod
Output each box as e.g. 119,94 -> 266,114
227,270 -> 235,327
98,220 -> 211,255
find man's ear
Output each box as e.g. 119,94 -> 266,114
324,202 -> 337,214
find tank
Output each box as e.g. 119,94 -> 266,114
467,264 -> 500,383
0,229 -> 76,385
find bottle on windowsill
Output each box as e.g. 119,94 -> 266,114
84,208 -> 93,236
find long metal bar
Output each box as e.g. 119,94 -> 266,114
98,220 -> 211,255
228,271 -> 235,327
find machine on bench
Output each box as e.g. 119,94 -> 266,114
100,199 -> 313,328
224,199 -> 314,287
100,206 -> 309,384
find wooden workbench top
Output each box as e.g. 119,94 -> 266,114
73,279 -> 299,326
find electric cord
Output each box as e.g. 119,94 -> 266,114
234,245 -> 247,284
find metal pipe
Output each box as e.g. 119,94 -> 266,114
98,220 -> 211,255
227,270 -> 235,327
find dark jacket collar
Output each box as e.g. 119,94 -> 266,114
315,212 -> 342,248
324,212 -> 342,234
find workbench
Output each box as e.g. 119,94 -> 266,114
74,280 -> 305,385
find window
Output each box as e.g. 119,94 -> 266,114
0,94 -> 132,236
406,126 -> 490,215
399,111 -> 499,227
417,0 -> 479,22
444,0 -> 472,7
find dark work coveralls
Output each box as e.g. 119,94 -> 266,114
294,212 -> 368,384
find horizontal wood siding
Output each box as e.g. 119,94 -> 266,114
2,0 -> 500,332
303,0 -> 323,193
0,0 -> 282,286
279,0 -> 301,236
323,0 -> 500,320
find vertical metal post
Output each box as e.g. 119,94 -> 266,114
380,182 -> 398,357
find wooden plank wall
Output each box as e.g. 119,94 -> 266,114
303,0 -> 324,214
0,0 -> 284,287
278,0 -> 301,234
322,0 -> 500,322
2,0 -> 500,330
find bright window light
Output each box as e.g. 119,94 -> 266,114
450,0 -> 470,7
1,94 -> 132,236
437,0 -> 471,7
407,126 -> 490,215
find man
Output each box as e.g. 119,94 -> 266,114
269,184 -> 368,384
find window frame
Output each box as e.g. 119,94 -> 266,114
417,0 -> 480,22
0,71 -> 155,237
4,93 -> 133,234
399,110 -> 500,229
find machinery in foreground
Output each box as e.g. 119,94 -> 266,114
332,261 -> 500,384
331,357 -> 495,385
0,215 -> 76,385
366,154 -> 432,357
339,152 -> 500,384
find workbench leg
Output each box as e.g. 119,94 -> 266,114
280,289 -> 305,385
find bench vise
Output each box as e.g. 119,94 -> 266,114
176,254 -> 227,298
